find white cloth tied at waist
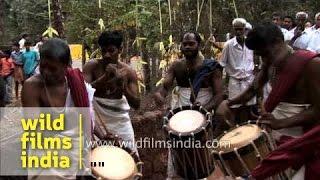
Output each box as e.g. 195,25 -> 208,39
272,102 -> 311,139
170,86 -> 213,109
93,96 -> 137,153
228,75 -> 256,108
271,102 -> 310,180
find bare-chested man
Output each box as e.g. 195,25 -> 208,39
154,32 -> 224,179
83,31 -> 140,152
154,32 -> 223,111
217,23 -> 320,179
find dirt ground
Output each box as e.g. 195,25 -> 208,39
130,94 -> 168,179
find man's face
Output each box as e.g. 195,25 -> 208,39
40,59 -> 67,85
283,18 -> 293,29
233,23 -> 245,37
181,33 -> 199,59
316,16 -> 320,28
296,15 -> 307,27
101,45 -> 121,63
272,16 -> 282,26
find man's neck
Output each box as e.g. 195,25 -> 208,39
270,46 -> 292,68
236,36 -> 245,47
185,53 -> 200,66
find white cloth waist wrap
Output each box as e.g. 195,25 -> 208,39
228,76 -> 256,108
271,102 -> 310,139
170,86 -> 213,109
271,102 -> 310,180
93,96 -> 137,153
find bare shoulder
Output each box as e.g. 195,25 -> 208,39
169,58 -> 184,69
83,59 -> 100,70
23,74 -> 43,89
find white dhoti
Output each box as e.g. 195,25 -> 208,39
170,87 -> 213,109
271,102 -> 311,180
228,76 -> 256,108
168,87 -> 213,179
93,96 -> 137,153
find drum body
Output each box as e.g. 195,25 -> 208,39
212,122 -> 275,178
90,145 -> 143,180
163,105 -> 214,179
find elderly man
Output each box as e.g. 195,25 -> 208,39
288,11 -> 313,49
219,18 -> 257,124
306,12 -> 320,53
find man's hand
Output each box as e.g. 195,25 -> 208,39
257,113 -> 283,130
216,100 -> 235,126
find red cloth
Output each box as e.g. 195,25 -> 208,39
264,50 -> 319,113
0,57 -> 15,77
251,125 -> 320,180
65,68 -> 89,107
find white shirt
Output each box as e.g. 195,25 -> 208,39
288,27 -> 313,49
280,27 -> 291,42
307,27 -> 320,53
19,38 -> 26,50
219,37 -> 254,79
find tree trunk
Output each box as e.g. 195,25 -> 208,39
141,42 -> 151,92
0,0 -> 4,42
52,0 -> 65,39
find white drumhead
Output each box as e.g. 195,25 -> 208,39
91,146 -> 136,179
169,110 -> 205,133
219,124 -> 261,152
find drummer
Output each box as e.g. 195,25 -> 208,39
216,22 -> 320,179
154,32 -> 223,179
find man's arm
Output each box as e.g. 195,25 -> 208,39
83,60 -> 108,90
203,69 -> 223,111
21,79 -> 41,107
153,61 -> 176,106
123,68 -> 140,109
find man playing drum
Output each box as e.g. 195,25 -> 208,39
154,32 -> 224,179
217,23 -> 320,179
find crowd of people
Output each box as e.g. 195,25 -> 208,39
0,10 -> 319,180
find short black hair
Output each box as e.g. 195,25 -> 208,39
3,50 -> 11,57
24,40 -> 32,46
284,15 -> 294,20
272,12 -> 282,19
98,31 -> 123,49
181,32 -> 202,44
40,38 -> 71,66
245,22 -> 284,50
22,33 -> 28,38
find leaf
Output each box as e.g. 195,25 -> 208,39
156,78 -> 164,87
98,18 -> 105,31
139,61 -> 148,65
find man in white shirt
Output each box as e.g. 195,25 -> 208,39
220,18 -> 257,123
272,12 -> 291,42
19,33 -> 29,51
307,12 -> 320,53
288,12 -> 312,50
